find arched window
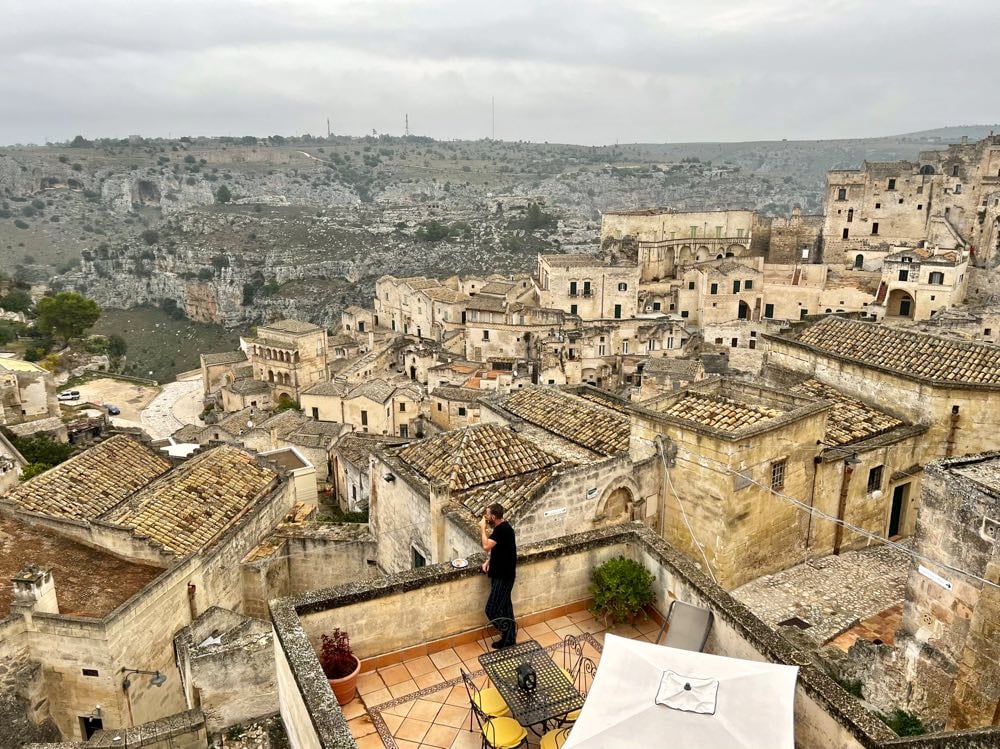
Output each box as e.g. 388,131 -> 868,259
854,254 -> 864,269
929,272 -> 944,285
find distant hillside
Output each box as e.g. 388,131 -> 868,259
893,124 -> 1000,143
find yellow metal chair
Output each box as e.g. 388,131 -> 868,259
461,669 -> 512,734
540,726 -> 572,749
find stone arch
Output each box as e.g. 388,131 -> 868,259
594,482 -> 638,523
854,253 -> 864,270
738,301 -> 750,320
696,246 -> 712,262
887,289 -> 915,319
267,370 -> 275,383
726,243 -> 746,256
678,245 -> 695,265
277,392 -> 291,401
920,164 -> 935,175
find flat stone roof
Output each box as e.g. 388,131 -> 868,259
0,515 -> 164,619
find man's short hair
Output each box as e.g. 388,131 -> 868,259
488,502 -> 505,519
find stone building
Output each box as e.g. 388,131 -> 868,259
0,439 -> 303,741
0,430 -> 26,494
638,357 -> 706,399
429,385 -> 481,430
242,319 -> 329,401
332,432 -> 409,512
858,453 -> 1000,730
764,316 -> 1000,459
536,254 -> 640,321
870,247 -> 969,322
822,135 -> 1000,267
198,350 -> 247,398
300,379 -> 422,437
600,208 -> 764,281
0,358 -> 59,427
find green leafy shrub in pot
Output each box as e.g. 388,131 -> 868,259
589,555 -> 655,624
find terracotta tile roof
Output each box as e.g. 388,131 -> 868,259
304,381 -> 351,397
258,409 -> 309,438
337,433 -> 410,467
226,379 -> 271,395
466,295 -> 507,312
480,281 -> 514,295
423,287 -> 470,304
658,391 -> 782,432
456,470 -> 554,517
103,445 -> 278,557
792,379 -> 904,446
496,387 -> 630,456
261,319 -> 322,334
402,278 -> 442,291
394,423 -> 558,491
541,253 -> 612,267
643,358 -> 702,379
788,317 -> 1000,386
5,435 -> 171,520
201,351 -> 248,366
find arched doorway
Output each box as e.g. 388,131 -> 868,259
887,289 -> 915,319
678,246 -> 694,265
854,254 -> 864,270
696,246 -> 712,262
726,243 -> 746,257
738,301 -> 750,320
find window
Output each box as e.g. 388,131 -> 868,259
875,202 -> 881,209
764,303 -> 774,318
837,188 -> 847,201
399,401 -> 406,412
898,269 -> 909,282
887,178 -> 896,190
715,226 -> 723,238
622,340 -> 629,354
847,208 -> 853,222
917,204 -> 923,210
733,280 -> 741,294
867,465 -> 884,494
583,280 -> 592,296
311,407 -> 319,419
412,547 -> 426,568
598,344 -> 606,356
745,280 -> 753,290
688,281 -> 695,290
842,228 -> 849,239
614,304 -> 622,319
952,165 -> 959,177
569,281 -> 578,296
399,424 -> 408,438
954,184 -> 962,194
681,310 -> 689,318
749,339 -> 756,350
458,406 -> 467,416
652,302 -> 661,310
731,338 -> 738,347
714,337 -> 724,345
771,460 -> 786,490
871,222 -> 879,235
617,282 -> 628,292
482,330 -> 490,341
898,198 -> 904,204
570,304 -> 578,315
437,402 -> 442,411
736,228 -> 745,238
917,185 -> 923,194
710,283 -> 719,295
985,328 -> 992,336
690,226 -> 698,238
82,668 -> 99,677
929,272 -> 944,285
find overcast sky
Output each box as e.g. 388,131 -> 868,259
2,0 -> 998,146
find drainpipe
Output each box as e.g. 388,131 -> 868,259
945,405 -> 960,457
805,454 -> 821,550
187,582 -> 198,621
833,457 -> 858,555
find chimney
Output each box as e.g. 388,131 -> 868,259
12,565 -> 59,615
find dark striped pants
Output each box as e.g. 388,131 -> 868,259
485,577 -> 516,645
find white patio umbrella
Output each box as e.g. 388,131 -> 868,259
563,634 -> 799,749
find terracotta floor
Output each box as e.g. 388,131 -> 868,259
827,603 -> 904,652
344,611 -> 663,749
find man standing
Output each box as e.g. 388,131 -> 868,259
480,502 -> 517,649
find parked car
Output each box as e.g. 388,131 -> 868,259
58,390 -> 81,402
104,404 -> 121,416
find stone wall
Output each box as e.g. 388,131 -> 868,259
24,709 -> 208,749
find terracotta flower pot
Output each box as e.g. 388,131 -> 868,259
327,656 -> 361,705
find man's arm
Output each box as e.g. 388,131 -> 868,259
479,516 -> 497,552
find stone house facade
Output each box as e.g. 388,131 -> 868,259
242,319 -> 329,401
0,359 -> 59,427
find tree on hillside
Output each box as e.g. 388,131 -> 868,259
70,135 -> 91,148
215,185 -> 232,204
0,288 -> 31,313
34,292 -> 101,343
107,334 -> 127,359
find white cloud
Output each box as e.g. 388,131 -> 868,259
0,0 -> 997,144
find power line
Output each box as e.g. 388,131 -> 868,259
669,445 -> 1000,591
658,439 -> 717,583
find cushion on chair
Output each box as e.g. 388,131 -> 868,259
483,716 -> 527,748
475,687 -> 511,718
540,726 -> 570,749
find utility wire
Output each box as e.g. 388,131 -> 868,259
669,445 -> 1000,591
658,439 -> 718,583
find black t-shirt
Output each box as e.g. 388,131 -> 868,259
488,521 -> 517,582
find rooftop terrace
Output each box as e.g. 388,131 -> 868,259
269,524 -> 1000,749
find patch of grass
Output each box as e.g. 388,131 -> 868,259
877,709 -> 926,737
90,306 -> 243,383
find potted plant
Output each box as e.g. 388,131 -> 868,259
589,556 -> 655,625
320,628 -> 361,705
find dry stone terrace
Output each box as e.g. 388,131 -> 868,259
268,523 -> 1000,749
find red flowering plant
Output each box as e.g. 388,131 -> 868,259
319,628 -> 357,679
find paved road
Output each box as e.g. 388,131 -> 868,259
139,377 -> 204,440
